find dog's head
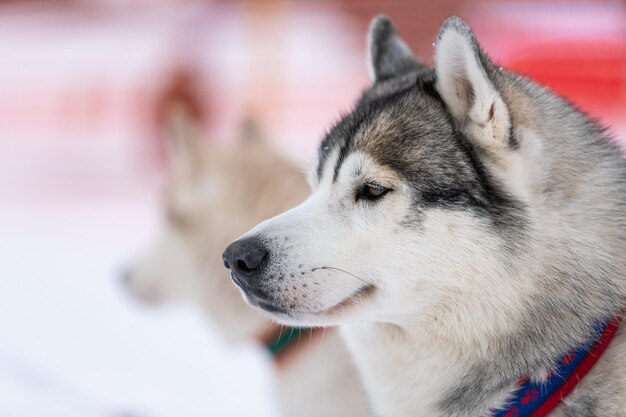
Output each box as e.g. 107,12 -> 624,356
224,17 -> 535,328
123,110 -> 308,338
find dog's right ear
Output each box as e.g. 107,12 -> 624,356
239,113 -> 265,144
165,103 -> 202,170
434,17 -> 511,150
368,16 -> 423,83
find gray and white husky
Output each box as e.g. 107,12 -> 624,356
223,16 -> 626,417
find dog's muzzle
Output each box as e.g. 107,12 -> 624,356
223,238 -> 286,312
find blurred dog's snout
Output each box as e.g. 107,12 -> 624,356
119,268 -> 132,286
222,238 -> 268,289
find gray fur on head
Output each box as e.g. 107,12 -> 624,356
367,15 -> 424,82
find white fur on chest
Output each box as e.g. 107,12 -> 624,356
340,324 -> 466,417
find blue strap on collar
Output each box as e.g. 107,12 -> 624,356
490,315 -> 620,417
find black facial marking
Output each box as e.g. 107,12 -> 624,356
333,139 -> 352,183
445,131 -> 527,230
315,66 -> 527,233
507,121 -> 518,150
320,79 -> 420,184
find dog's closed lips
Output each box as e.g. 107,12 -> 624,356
229,272 -> 290,314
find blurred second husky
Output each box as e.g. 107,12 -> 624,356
123,106 -> 368,417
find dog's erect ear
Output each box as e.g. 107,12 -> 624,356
239,113 -> 265,144
435,17 -> 511,149
165,103 -> 202,171
368,16 -> 423,82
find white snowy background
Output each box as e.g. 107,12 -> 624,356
0,191 -> 278,417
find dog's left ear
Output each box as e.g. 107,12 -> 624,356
165,103 -> 202,172
368,16 -> 424,82
435,17 -> 511,149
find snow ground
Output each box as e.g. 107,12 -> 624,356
0,191 -> 277,417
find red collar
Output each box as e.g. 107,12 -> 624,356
490,314 -> 622,417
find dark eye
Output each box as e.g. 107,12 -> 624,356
355,183 -> 391,202
166,205 -> 190,230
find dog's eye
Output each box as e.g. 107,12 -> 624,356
166,205 -> 191,230
355,183 -> 391,202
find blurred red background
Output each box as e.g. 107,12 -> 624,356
0,0 -> 624,200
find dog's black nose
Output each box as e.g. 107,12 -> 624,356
222,238 -> 268,289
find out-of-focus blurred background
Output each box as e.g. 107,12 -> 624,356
0,0 -> 625,416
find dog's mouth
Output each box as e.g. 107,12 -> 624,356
317,284 -> 377,315
237,277 -> 377,319
246,291 -> 291,315
230,274 -> 289,314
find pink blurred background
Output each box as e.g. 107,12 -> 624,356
0,1 -> 624,416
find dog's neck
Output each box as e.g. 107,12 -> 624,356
337,236 -> 625,417
342,322 -> 480,417
341,302 -> 622,417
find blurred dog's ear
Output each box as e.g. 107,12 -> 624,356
434,17 -> 511,149
165,103 -> 202,170
239,113 -> 265,145
368,15 -> 424,82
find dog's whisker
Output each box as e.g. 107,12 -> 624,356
311,266 -> 370,285
276,324 -> 284,345
307,328 -> 313,352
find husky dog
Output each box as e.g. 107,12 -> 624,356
124,109 -> 368,417
223,16 -> 626,417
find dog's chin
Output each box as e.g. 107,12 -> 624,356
243,284 -> 377,327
